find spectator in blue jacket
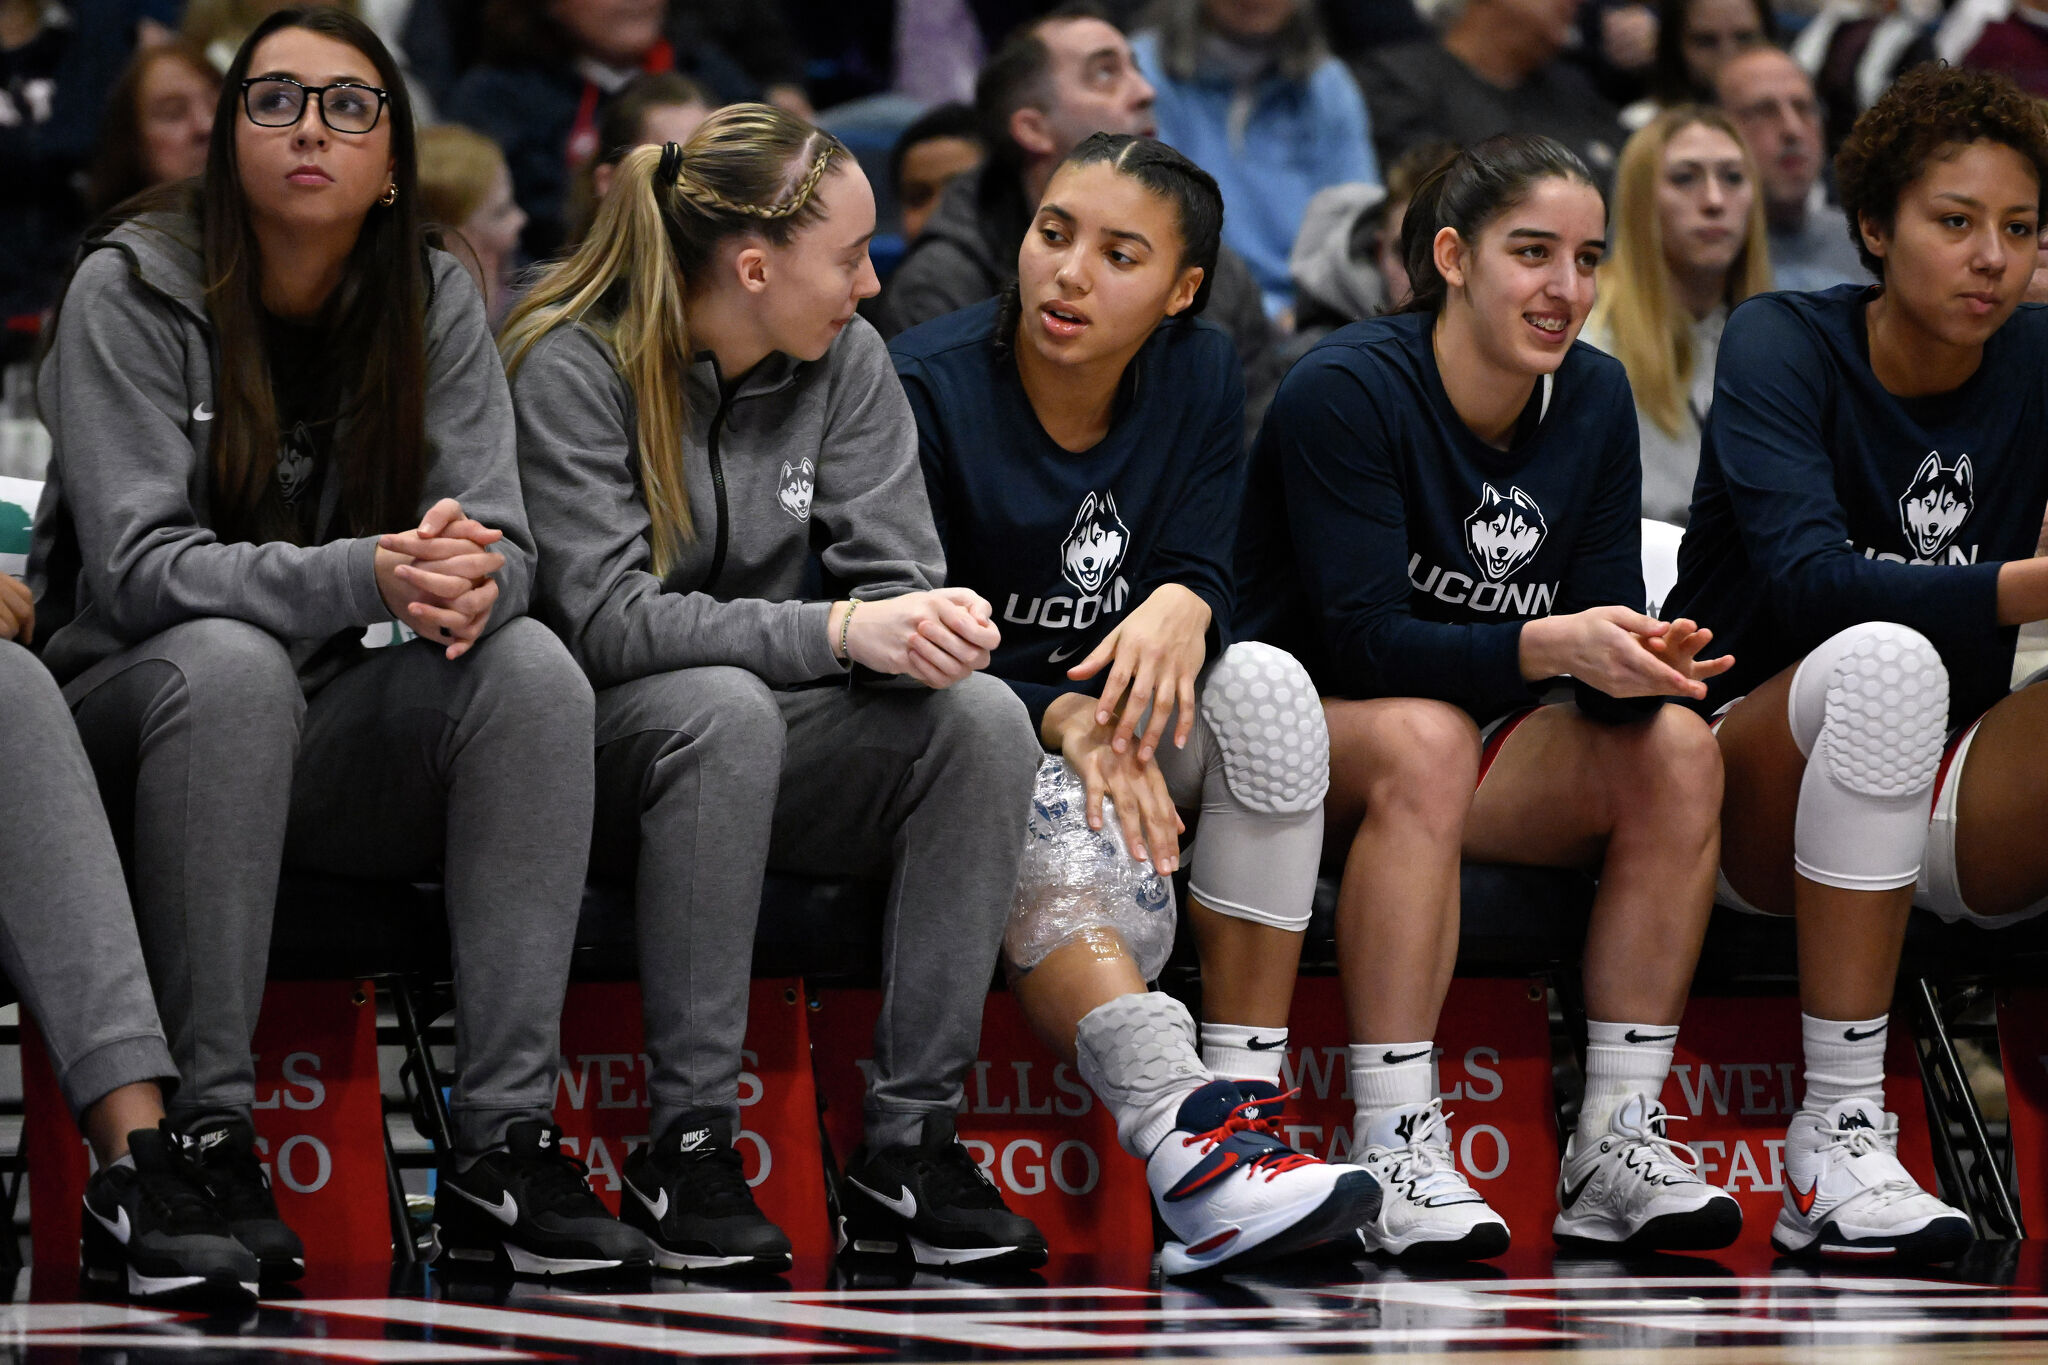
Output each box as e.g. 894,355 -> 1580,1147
1132,0 -> 1378,319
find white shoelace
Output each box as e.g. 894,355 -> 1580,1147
1611,1101 -> 1709,1186
1373,1102 -> 1474,1202
1818,1113 -> 1921,1207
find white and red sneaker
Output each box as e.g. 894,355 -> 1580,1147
1772,1099 -> 1973,1263
1149,1080 -> 1380,1276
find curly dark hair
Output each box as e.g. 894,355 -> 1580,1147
1835,62 -> 2048,279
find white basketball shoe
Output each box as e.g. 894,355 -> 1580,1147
1552,1094 -> 1741,1251
1351,1100 -> 1510,1260
1772,1099 -> 1973,1263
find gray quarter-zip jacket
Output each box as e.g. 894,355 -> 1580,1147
509,316 -> 942,689
29,209 -> 535,687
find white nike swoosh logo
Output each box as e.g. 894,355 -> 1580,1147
847,1177 -> 917,1219
1047,642 -> 1085,664
625,1178 -> 669,1222
87,1203 -> 130,1244
447,1183 -> 519,1226
192,403 -> 214,422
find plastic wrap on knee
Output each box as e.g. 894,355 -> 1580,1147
1196,642 -> 1328,814
1789,623 -> 1948,891
1005,757 -> 1177,981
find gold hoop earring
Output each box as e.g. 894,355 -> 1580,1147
379,183 -> 398,207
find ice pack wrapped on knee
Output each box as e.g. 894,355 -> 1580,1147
1006,756 -> 1177,981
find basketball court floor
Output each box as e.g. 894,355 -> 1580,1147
12,1242 -> 2048,1363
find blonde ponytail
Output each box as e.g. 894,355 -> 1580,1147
501,103 -> 847,576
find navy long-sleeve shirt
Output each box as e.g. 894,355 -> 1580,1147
1236,310 -> 1651,724
1667,286 -> 2048,726
892,297 -> 1245,728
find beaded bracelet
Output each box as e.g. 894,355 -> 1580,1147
839,598 -> 861,663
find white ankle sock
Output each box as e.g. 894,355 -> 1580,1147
1579,1020 -> 1677,1143
1200,1022 -> 1287,1085
1347,1041 -> 1436,1134
1801,1012 -> 1888,1113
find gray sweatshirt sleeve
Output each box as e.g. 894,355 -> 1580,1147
418,253 -> 534,632
41,249 -> 386,644
811,321 -> 944,601
512,326 -> 844,689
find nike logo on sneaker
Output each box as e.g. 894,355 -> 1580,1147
847,1177 -> 917,1220
1843,1024 -> 1887,1042
448,1184 -> 520,1226
1790,1176 -> 1819,1216
1383,1048 -> 1432,1065
86,1203 -> 131,1245
1623,1030 -> 1679,1045
625,1178 -> 669,1222
1164,1150 -> 1243,1202
1560,1171 -> 1597,1209
1247,1036 -> 1285,1052
675,1127 -> 712,1153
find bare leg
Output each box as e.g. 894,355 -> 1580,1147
80,1081 -> 167,1169
1463,704 -> 1721,1024
1011,935 -> 1149,1067
1323,699 -> 1480,1043
1953,681 -> 2048,916
1187,901 -> 1304,1029
1716,665 -> 1913,1019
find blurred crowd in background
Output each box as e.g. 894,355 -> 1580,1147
6,0 -> 2048,505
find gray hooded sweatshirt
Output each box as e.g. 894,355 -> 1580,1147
30,210 -> 534,688
509,315 -> 941,690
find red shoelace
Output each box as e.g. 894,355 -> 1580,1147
1181,1088 -> 1320,1181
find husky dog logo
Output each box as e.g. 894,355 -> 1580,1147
275,422 -> 316,507
1897,452 -> 1973,560
1463,484 -> 1548,582
1060,490 -> 1129,594
777,457 -> 815,522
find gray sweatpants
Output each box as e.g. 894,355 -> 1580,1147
0,641 -> 177,1120
65,616 -> 595,1152
589,668 -> 1040,1149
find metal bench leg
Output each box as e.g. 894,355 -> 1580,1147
388,977 -> 456,1155
1913,978 -> 2024,1239
384,1121 -> 416,1268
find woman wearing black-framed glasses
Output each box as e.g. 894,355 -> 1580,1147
32,5 -> 647,1292
239,74 -> 389,134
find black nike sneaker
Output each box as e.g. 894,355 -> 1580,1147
620,1113 -> 792,1273
82,1124 -> 261,1304
431,1119 -> 656,1276
179,1116 -> 305,1282
838,1112 -> 1047,1270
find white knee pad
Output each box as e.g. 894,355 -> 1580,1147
1786,623 -> 1948,892
1196,642 -> 1329,815
1006,757 -> 1178,980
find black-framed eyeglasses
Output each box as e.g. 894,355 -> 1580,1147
240,76 -> 388,134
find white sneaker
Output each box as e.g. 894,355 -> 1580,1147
1149,1080 -> 1381,1276
1552,1094 -> 1741,1251
1352,1100 -> 1510,1260
1772,1099 -> 1973,1263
